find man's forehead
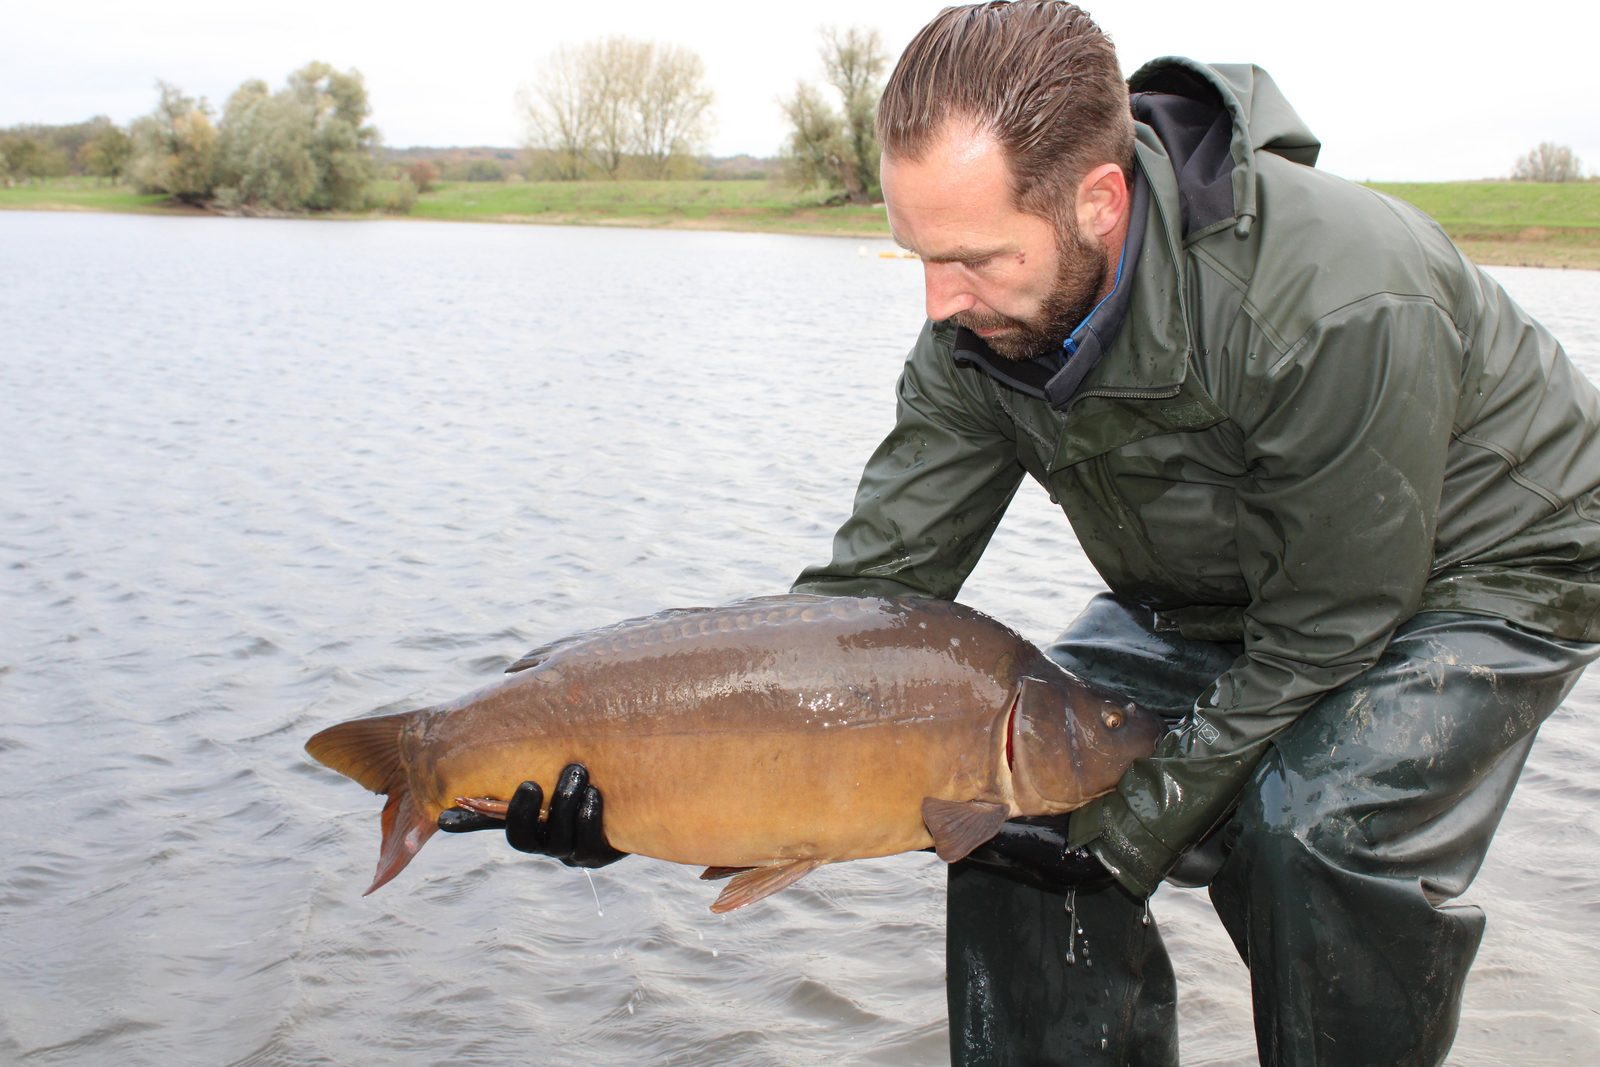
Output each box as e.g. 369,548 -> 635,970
882,128 -> 1032,261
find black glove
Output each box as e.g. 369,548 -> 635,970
437,763 -> 627,869
962,815 -> 1115,892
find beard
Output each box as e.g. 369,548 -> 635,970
952,220 -> 1110,362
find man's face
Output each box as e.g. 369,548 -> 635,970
882,124 -> 1110,361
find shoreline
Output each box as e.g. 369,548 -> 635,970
3,182 -> 1596,270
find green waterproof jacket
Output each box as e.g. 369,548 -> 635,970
792,59 -> 1600,897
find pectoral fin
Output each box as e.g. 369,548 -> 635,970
709,859 -> 821,913
922,798 -> 1010,863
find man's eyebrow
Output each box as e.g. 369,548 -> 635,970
922,246 -> 1007,265
888,232 -> 1006,265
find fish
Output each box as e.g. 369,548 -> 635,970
304,594 -> 1163,912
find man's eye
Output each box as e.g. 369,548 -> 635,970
965,257 -> 993,270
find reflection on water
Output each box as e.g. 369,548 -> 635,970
1,212 -> 1597,1065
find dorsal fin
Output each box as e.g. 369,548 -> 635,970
709,859 -> 821,912
921,798 -> 1011,863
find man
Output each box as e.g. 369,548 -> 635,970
444,3 -> 1600,1063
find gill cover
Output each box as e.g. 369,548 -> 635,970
1008,673 -> 1161,812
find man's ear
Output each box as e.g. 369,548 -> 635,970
1075,163 -> 1129,240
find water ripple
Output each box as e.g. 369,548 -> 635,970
1,213 -> 1596,1064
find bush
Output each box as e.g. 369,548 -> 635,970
127,85 -> 219,203
127,63 -> 379,212
385,175 -> 418,214
405,160 -> 437,193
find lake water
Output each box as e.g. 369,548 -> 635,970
2,210 -> 1597,1066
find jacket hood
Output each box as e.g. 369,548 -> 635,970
1128,59 -> 1320,239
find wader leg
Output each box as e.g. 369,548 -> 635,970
948,865 -> 1175,1066
946,595 -> 1239,1066
1207,613 -> 1600,1067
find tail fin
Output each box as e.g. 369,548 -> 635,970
305,711 -> 439,894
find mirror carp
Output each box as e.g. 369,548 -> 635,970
305,595 -> 1163,912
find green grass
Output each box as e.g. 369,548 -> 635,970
1369,181 -> 1600,231
0,177 -> 176,213
1369,181 -> 1600,268
6,176 -> 1598,266
402,178 -> 890,236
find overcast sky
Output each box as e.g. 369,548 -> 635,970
3,0 -> 1594,182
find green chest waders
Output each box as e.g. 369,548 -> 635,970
946,595 -> 1599,1067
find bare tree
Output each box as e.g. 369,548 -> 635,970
519,37 -> 713,181
1512,142 -> 1585,182
634,43 -> 713,179
779,26 -> 887,204
518,45 -> 598,180
584,37 -> 647,179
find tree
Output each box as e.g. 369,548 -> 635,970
128,83 -> 219,203
518,36 -> 713,180
0,135 -> 42,182
633,43 -> 713,179
213,62 -> 379,212
780,83 -> 846,192
286,61 -> 379,210
779,26 -> 887,204
585,37 -> 646,179
79,120 -> 132,180
218,78 -> 316,210
1512,142 -> 1585,182
517,45 -> 597,180
0,130 -> 72,181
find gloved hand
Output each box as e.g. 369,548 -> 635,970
437,763 -> 627,869
962,814 -> 1115,892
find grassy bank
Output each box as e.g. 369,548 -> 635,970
403,178 -> 890,236
1370,181 -> 1600,269
0,178 -> 179,214
4,176 -> 1597,267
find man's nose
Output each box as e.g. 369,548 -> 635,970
923,262 -> 976,322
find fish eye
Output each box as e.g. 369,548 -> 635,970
1101,708 -> 1123,729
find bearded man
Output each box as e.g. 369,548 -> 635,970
785,2 -> 1600,1062
445,3 -> 1600,1064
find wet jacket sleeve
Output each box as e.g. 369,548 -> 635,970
792,322 -> 1027,600
1070,297 -> 1464,896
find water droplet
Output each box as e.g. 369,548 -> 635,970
1064,888 -> 1078,966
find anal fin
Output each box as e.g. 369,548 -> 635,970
709,859 -> 821,913
922,798 -> 1010,863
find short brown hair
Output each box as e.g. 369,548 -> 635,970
877,1 -> 1134,223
